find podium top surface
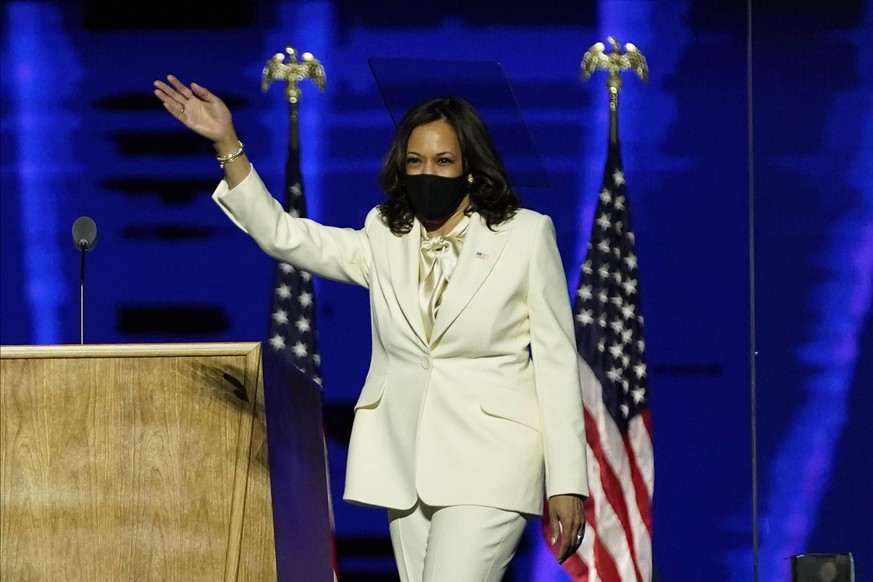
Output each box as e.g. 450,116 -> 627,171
0,342 -> 261,359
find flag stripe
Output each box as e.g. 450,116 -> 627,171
624,418 -> 653,534
585,403 -> 643,582
624,436 -> 653,576
576,370 -> 632,581
594,535 -> 624,582
582,429 -> 616,582
628,413 -> 654,499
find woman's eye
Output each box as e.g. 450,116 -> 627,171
438,157 -> 454,165
406,158 -> 420,165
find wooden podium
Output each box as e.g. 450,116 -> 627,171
0,343 -> 335,581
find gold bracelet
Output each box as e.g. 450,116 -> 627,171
217,140 -> 244,169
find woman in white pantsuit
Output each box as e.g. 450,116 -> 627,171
154,74 -> 589,581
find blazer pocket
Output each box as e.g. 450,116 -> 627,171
354,373 -> 388,411
479,388 -> 542,432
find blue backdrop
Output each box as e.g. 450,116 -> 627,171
1,1 -> 870,580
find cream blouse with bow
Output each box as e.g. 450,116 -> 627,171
418,215 -> 470,341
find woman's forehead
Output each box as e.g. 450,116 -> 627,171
407,119 -> 459,151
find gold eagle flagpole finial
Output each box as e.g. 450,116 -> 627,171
262,46 -> 327,149
581,36 -> 648,144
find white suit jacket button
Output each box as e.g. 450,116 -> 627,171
420,356 -> 432,370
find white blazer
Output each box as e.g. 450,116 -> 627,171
213,166 -> 589,515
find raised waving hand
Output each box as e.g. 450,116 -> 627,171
153,75 -> 248,187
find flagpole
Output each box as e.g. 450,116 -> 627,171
558,37 -> 653,580
581,36 -> 648,145
262,46 -> 338,581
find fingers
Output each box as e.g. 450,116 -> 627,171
166,74 -> 192,98
154,76 -> 183,99
153,89 -> 185,119
153,75 -> 193,113
557,534 -> 571,564
557,523 -> 581,563
549,508 -> 560,545
152,75 -> 230,139
556,526 -> 585,563
190,82 -> 212,101
152,80 -> 173,103
550,516 -> 573,563
551,504 -> 586,564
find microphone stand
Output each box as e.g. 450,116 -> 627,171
71,216 -> 97,344
80,243 -> 86,344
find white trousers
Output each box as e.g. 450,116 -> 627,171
387,500 -> 529,582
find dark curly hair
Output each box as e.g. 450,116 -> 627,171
378,97 -> 520,235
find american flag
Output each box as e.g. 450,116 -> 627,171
267,132 -> 340,581
267,143 -> 323,383
548,139 -> 654,580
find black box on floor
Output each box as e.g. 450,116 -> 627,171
790,553 -> 854,582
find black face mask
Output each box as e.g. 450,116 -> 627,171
405,174 -> 468,223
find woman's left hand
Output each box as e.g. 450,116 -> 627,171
548,494 -> 587,564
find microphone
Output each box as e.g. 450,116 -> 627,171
71,217 -> 98,344
72,216 -> 98,251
